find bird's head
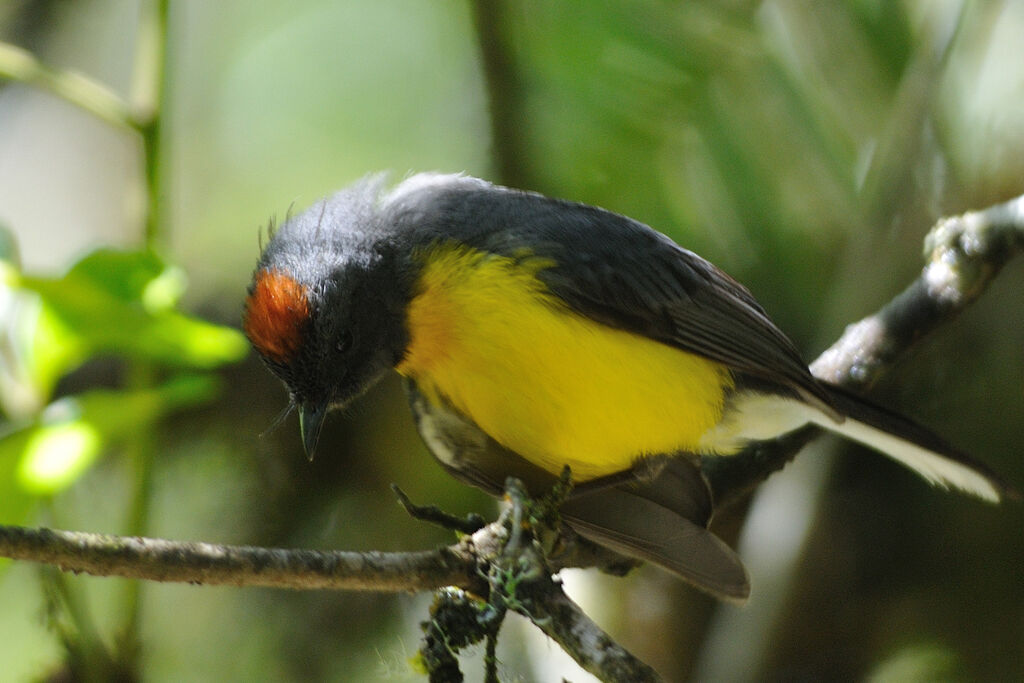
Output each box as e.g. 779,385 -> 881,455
243,181 -> 410,458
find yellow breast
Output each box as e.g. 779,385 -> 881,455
396,243 -> 733,481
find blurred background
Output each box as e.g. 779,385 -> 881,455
1,1 -> 1022,680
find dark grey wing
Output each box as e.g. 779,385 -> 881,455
529,203 -> 837,416
561,483 -> 750,602
405,380 -> 750,600
389,181 -> 837,417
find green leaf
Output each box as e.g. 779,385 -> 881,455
14,249 -> 247,399
0,428 -> 35,523
62,249 -> 186,311
0,375 -> 221,499
16,418 -> 102,495
14,295 -> 87,403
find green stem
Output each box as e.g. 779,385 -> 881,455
37,501 -> 116,680
121,0 -> 171,666
120,363 -> 156,670
47,567 -> 117,675
134,0 -> 171,249
0,41 -> 137,131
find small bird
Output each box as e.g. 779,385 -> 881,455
244,173 -> 1010,601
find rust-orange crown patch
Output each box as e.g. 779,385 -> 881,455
244,269 -> 310,363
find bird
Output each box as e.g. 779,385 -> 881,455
243,172 -> 1011,601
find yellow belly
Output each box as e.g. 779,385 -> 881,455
396,243 -> 733,481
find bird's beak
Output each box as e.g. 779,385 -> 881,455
299,401 -> 327,461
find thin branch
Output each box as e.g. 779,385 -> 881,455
705,192 -> 1024,506
417,477 -> 662,682
811,193 -> 1024,387
123,0 -> 171,658
500,478 -> 660,681
393,483 -> 486,535
521,579 -> 662,683
135,0 -> 170,247
0,519 -> 628,594
0,525 -> 481,593
0,41 -> 138,131
2,513 -> 657,680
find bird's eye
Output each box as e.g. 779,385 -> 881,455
336,331 -> 354,354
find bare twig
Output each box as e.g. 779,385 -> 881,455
473,478 -> 662,682
705,192 -> 1024,506
0,516 -> 620,597
812,193 -> 1024,387
0,524 -> 481,594
498,478 -> 660,681
519,578 -> 662,683
392,484 -> 486,535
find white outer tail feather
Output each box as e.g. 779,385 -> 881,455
805,411 -> 1002,502
703,392 -> 1003,503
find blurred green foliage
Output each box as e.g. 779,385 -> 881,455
0,245 -> 245,521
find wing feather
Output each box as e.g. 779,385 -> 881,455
393,181 -> 837,414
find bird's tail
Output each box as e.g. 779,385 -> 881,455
809,384 -> 1014,503
562,458 -> 750,602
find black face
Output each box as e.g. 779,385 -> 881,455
267,264 -> 409,458
247,178 -> 416,457
310,276 -> 401,406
